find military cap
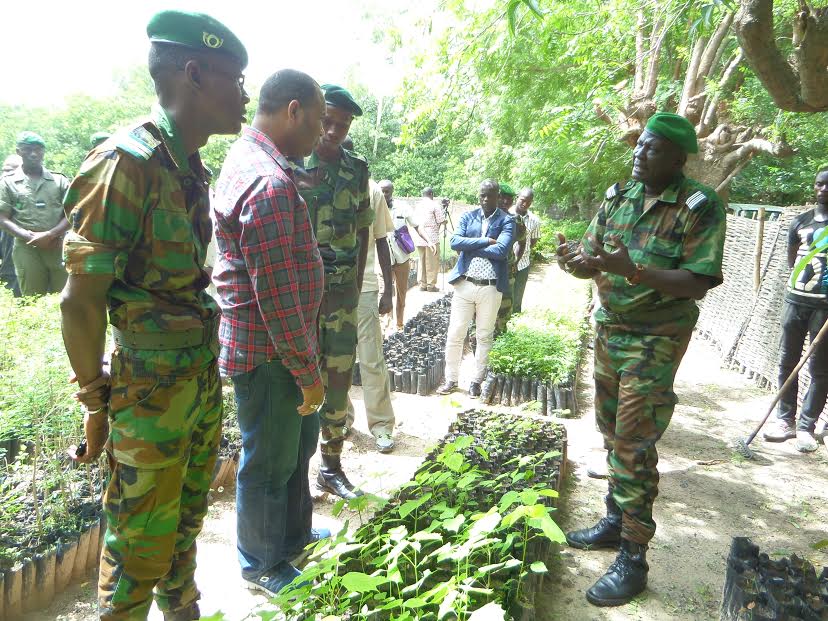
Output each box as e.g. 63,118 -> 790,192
90,132 -> 111,147
645,112 -> 698,154
321,84 -> 363,117
499,183 -> 516,197
147,10 -> 248,69
16,131 -> 45,148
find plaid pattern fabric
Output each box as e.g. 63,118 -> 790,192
213,127 -> 324,388
516,212 -> 540,271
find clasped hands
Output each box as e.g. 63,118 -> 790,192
556,232 -> 636,278
68,371 -> 111,464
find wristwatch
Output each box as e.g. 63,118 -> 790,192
625,262 -> 645,285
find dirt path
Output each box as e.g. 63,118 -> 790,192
29,263 -> 828,620
538,335 -> 828,620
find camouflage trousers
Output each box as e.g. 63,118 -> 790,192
494,271 -> 516,336
593,323 -> 692,545
99,358 -> 222,620
318,281 -> 360,457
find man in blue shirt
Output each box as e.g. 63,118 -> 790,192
437,179 -> 515,397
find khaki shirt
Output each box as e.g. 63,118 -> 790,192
362,180 -> 394,293
0,167 -> 69,232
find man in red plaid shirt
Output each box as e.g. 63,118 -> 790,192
212,69 -> 328,597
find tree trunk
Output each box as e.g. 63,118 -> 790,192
734,0 -> 828,112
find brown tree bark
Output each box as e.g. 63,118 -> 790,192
734,0 -> 828,112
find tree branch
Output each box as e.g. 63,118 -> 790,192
735,0 -> 828,112
634,10 -> 646,93
678,37 -> 706,116
699,49 -> 744,136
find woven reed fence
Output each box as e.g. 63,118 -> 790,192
696,208 -> 826,422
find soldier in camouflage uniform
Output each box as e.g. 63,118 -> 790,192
556,113 -> 726,607
296,85 -> 373,500
60,11 -> 249,620
494,183 -> 523,335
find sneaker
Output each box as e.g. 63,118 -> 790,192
290,528 -> 332,565
763,419 -> 796,442
468,382 -> 482,398
795,430 -> 819,453
375,433 -> 395,453
436,381 -> 458,395
244,561 -> 302,597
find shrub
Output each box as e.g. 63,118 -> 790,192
532,217 -> 589,263
488,310 -> 585,383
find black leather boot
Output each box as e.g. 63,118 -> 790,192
566,493 -> 622,550
585,539 -> 649,607
317,454 -> 363,500
163,602 -> 200,621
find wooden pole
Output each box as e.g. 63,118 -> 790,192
754,207 -> 766,290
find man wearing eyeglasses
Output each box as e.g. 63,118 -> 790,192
60,10 -> 249,620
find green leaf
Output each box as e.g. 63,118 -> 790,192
530,560 -> 548,574
341,571 -> 387,593
469,510 -> 502,540
403,597 -> 429,609
444,452 -> 465,472
443,513 -> 466,533
812,539 -> 828,550
398,492 -> 433,518
331,498 -> 347,517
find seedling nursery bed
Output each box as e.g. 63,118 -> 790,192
256,408 -> 568,621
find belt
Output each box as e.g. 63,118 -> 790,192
462,275 -> 497,287
112,318 -> 218,351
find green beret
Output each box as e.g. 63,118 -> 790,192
321,84 -> 363,117
644,112 -> 698,154
147,10 -> 248,69
17,131 -> 45,148
499,183 -> 516,197
90,132 -> 111,147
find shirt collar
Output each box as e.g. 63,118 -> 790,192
241,126 -> 294,173
622,175 -> 685,204
479,207 -> 498,221
153,105 -> 193,175
11,166 -> 52,183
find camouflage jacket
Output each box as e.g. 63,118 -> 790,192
583,175 -> 726,334
63,105 -> 218,377
296,147 -> 373,283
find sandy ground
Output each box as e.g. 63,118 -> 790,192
27,264 -> 828,620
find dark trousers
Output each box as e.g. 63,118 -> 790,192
0,231 -> 19,297
777,300 -> 828,432
513,266 -> 530,313
233,360 -> 320,579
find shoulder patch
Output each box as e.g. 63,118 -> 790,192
112,124 -> 161,161
685,191 -> 708,211
605,183 -> 620,200
343,148 -> 368,166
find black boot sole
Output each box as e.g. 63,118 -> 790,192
585,584 -> 646,607
316,478 -> 362,500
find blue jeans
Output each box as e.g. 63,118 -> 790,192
232,360 -> 320,579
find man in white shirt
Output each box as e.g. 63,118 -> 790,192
436,180 -> 515,397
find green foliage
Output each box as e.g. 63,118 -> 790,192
261,415 -> 566,620
0,289 -> 102,569
488,309 -> 584,382
532,217 -> 589,263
